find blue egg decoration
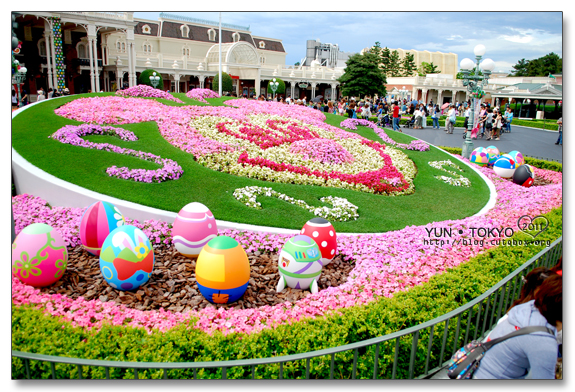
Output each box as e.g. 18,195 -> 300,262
99,225 -> 155,291
470,147 -> 489,167
493,154 -> 517,178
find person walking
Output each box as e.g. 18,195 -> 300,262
492,108 -> 503,140
481,108 -> 494,140
555,117 -> 562,145
445,104 -> 456,134
392,101 -> 401,132
504,106 -> 514,133
431,105 -> 440,129
36,89 -> 46,102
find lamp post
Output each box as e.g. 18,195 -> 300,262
270,78 -> 279,100
149,71 -> 160,89
15,65 -> 27,107
459,44 -> 496,159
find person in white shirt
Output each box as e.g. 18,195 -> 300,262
36,90 -> 45,102
361,103 -> 371,120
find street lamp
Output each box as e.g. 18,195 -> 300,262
149,72 -> 160,89
14,64 -> 27,107
270,78 -> 279,100
459,44 -> 496,159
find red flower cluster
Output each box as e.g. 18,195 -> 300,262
237,139 -> 409,194
216,119 -> 320,149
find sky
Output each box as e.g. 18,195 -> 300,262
133,11 -> 563,73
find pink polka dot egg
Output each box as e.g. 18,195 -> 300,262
301,217 -> 337,266
79,201 -> 125,256
12,223 -> 68,287
172,202 -> 218,258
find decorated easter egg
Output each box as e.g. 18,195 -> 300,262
512,164 -> 535,187
301,217 -> 337,265
12,223 -> 68,287
507,150 -> 525,166
493,154 -> 517,178
276,235 -> 323,294
172,202 -> 218,258
195,236 -> 250,304
99,225 -> 154,291
470,147 -> 490,167
485,146 -> 500,167
79,201 -> 125,256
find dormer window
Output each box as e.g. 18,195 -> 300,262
142,24 -> 152,34
259,41 -> 265,49
207,28 -> 216,41
180,24 -> 190,38
232,32 -> 241,42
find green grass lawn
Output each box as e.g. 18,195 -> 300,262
12,94 -> 490,233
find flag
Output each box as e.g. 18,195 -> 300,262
549,73 -> 556,80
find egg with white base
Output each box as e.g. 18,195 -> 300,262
172,202 -> 218,258
277,235 -> 323,294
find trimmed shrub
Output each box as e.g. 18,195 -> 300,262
267,78 -> 286,96
212,72 -> 233,93
138,69 -> 164,89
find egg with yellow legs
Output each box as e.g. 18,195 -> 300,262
195,236 -> 250,304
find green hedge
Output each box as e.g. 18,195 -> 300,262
510,119 -> 558,131
12,206 -> 562,379
437,146 -> 563,173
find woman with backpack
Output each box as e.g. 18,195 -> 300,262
473,275 -> 561,379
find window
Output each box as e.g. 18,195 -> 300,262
38,38 -> 47,56
116,40 -> 126,53
142,24 -> 152,34
180,25 -> 190,38
232,32 -> 241,42
143,41 -> 152,53
260,56 -> 265,65
117,42 -> 121,51
182,46 -> 190,57
121,42 -> 126,52
259,41 -> 265,49
78,43 -> 86,58
207,28 -> 216,41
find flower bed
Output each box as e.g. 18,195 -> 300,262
11,158 -> 562,335
116,85 -> 184,103
186,88 -> 221,103
53,97 -> 418,196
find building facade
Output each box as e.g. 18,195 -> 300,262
12,12 -> 343,101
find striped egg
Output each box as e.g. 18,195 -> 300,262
485,145 -> 500,167
79,201 -> 125,256
195,236 -> 250,304
172,202 -> 218,258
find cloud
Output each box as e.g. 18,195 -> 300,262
446,35 -> 463,41
500,35 -> 534,43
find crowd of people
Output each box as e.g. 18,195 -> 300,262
11,86 -> 71,109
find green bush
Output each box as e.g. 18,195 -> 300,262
12,206 -> 562,379
267,78 -> 286,96
212,72 -> 233,93
510,119 -> 558,131
138,69 -> 164,89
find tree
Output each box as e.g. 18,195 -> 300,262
417,62 -> 440,76
456,67 -> 483,79
294,61 -> 300,66
337,52 -> 387,98
401,53 -> 417,77
212,72 -> 233,93
388,50 -> 402,77
138,69 -> 164,88
267,78 -> 286,96
511,53 -> 562,77
370,41 -> 383,60
379,46 -> 391,74
511,58 -> 529,76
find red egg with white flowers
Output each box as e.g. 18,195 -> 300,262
300,217 -> 337,266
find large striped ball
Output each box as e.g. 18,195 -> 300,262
79,201 -> 125,256
493,154 -> 517,178
99,225 -> 154,291
12,223 -> 68,287
172,202 -> 218,258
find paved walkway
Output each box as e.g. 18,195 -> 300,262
398,124 -> 562,163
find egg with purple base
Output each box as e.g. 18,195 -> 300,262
12,223 -> 68,287
470,147 -> 490,167
172,202 -> 218,258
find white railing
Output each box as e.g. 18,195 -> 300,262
62,12 -> 132,21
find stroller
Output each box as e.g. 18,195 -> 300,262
377,113 -> 391,128
402,116 -> 415,128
